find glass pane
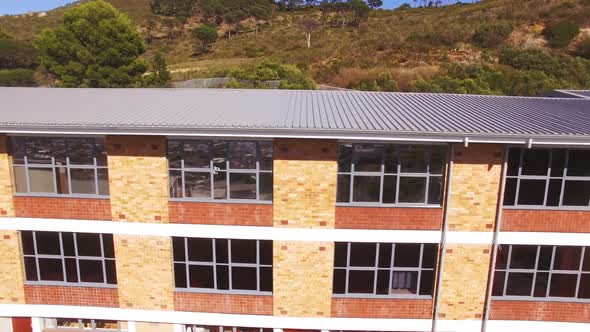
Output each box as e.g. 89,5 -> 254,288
503,178 -> 517,206
65,258 -> 78,282
422,244 -> 438,268
333,269 -> 346,294
67,138 -> 95,165
102,234 -> 114,258
25,137 -> 53,164
97,168 -> 109,196
94,139 -> 107,167
495,245 -> 508,269
76,233 -> 101,257
384,145 -> 398,173
189,265 -> 214,288
562,181 -> 590,206
215,239 -> 228,263
429,148 -> 446,175
533,272 -> 549,297
259,142 -> 273,171
349,243 -> 376,267
231,266 -> 257,290
506,148 -> 520,176
352,176 -> 380,202
427,176 -> 443,204
334,243 -> 347,267
24,257 -> 38,281
231,239 -> 257,264
79,260 -> 104,283
546,179 -> 562,206
336,174 -> 351,203
21,231 -> 34,255
260,266 -> 272,292
28,167 -> 55,193
259,172 -> 273,201
538,246 -> 553,270
509,246 -> 537,269
174,263 -> 187,288
167,140 -> 183,168
549,274 -> 577,298
553,246 -> 581,271
259,240 -> 272,265
10,137 -> 25,164
584,247 -> 590,271
38,258 -> 64,281
521,149 -> 549,175
184,172 -> 211,198
492,271 -> 505,296
105,260 -> 117,284
399,146 -> 428,173
212,141 -> 227,170
13,166 -> 27,192
378,243 -> 392,268
419,270 -> 434,296
172,237 -> 186,261
62,233 -> 75,256
216,265 -> 229,290
516,180 -> 546,205
229,173 -> 256,199
183,141 -> 211,168
55,167 -> 69,194
35,231 -> 60,255
550,149 -> 566,177
567,150 -> 590,176
506,272 -> 533,296
579,274 -> 590,298
348,270 -> 374,294
95,321 -> 118,330
394,244 -> 420,267
169,170 -> 183,198
338,144 -> 352,172
55,319 -> 80,328
187,238 -> 213,262
382,176 -> 396,203
70,168 -> 96,194
353,144 -> 382,172
398,177 -> 426,203
376,270 -> 390,295
213,172 -> 227,199
391,271 -> 417,294
229,142 -> 256,169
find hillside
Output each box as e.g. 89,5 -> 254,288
1,0 -> 590,93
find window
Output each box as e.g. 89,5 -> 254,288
173,237 -> 272,294
504,148 -> 590,208
10,137 -> 109,197
333,242 -> 438,297
168,140 -> 273,202
337,143 -> 446,205
43,318 -> 127,331
185,326 -> 271,332
21,231 -> 117,286
492,245 -> 590,300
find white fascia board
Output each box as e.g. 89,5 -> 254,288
498,231 -> 590,246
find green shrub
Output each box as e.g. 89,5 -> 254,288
350,72 -> 398,92
501,69 -> 566,96
499,47 -> 563,76
542,21 -> 580,48
229,61 -> 317,90
574,37 -> 590,59
0,69 -> 37,87
0,39 -> 38,69
472,21 -> 513,48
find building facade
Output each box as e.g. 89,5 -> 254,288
0,88 -> 589,332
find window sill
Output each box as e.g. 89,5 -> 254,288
25,282 -> 117,289
336,203 -> 442,209
14,193 -> 110,200
175,288 -> 272,296
503,206 -> 590,212
491,296 -> 590,304
169,199 -> 272,205
332,294 -> 433,300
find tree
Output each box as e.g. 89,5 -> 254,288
367,0 -> 383,9
36,0 -> 146,88
299,17 -> 320,48
192,25 -> 218,53
542,21 -> 580,48
350,0 -> 370,26
146,53 -> 171,87
0,39 -> 38,69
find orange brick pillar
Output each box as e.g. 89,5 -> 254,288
106,136 -> 174,320
0,134 -> 26,304
272,139 -> 338,317
437,144 -> 504,322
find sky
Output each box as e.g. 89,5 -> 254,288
0,0 -> 464,15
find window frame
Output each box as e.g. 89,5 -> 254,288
173,237 -> 273,296
10,136 -> 109,199
332,242 -> 437,299
503,147 -> 590,210
168,139 -> 273,204
42,318 -> 127,331
21,231 -> 117,288
336,142 -> 447,207
492,244 -> 590,302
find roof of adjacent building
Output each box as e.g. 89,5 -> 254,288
1,87 -> 590,144
545,90 -> 590,99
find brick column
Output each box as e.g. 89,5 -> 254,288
438,144 -> 504,320
0,134 -> 26,304
106,136 -> 174,311
272,139 -> 337,317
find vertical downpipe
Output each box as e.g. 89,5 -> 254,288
481,145 -> 509,332
431,143 -> 455,332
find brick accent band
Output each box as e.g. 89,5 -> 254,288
335,206 -> 442,230
13,197 -> 111,221
502,209 -> 590,233
174,292 -> 272,315
331,298 -> 433,319
24,285 -> 119,307
169,202 -> 273,226
490,300 -> 590,323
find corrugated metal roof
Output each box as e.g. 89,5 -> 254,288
550,90 -> 590,99
1,88 -> 590,143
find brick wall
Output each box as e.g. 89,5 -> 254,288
169,201 -> 273,226
490,300 -> 590,323
335,207 -> 442,230
114,235 -> 174,310
0,134 -> 14,217
13,197 -> 111,220
502,209 -> 590,233
135,323 -> 174,332
106,136 -> 169,223
331,298 -> 433,318
174,292 -> 273,315
24,285 -> 119,307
